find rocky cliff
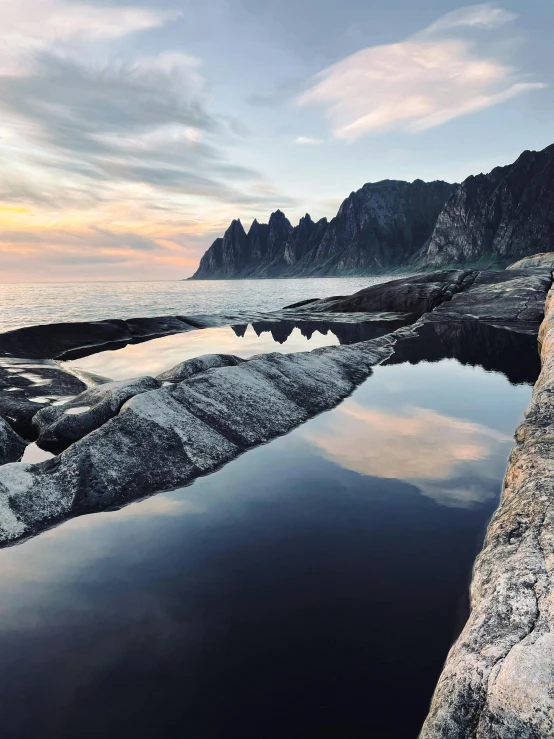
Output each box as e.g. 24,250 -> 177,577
191,179 -> 454,279
421,143 -> 554,268
193,143 -> 554,278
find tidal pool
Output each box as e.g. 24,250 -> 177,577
64,319 -> 402,380
0,355 -> 533,738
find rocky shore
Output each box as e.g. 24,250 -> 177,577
1,263 -> 553,735
420,282 -> 554,739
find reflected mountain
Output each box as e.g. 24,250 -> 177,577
231,318 -> 412,346
385,320 -> 541,385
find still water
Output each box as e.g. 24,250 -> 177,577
64,320 -> 401,380
0,356 -> 532,738
0,277 -> 387,333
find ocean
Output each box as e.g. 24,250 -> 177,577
0,277 -> 392,332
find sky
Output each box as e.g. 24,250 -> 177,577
0,0 -> 552,282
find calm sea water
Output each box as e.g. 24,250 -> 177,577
0,278 -> 389,333
0,357 -> 533,738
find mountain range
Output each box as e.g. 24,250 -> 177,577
190,143 -> 554,279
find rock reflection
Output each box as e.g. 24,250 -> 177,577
386,320 -> 540,385
232,317 -> 411,345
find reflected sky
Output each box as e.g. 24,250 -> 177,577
0,358 -> 533,738
301,359 -> 529,507
64,324 -> 342,380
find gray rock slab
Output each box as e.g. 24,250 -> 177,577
427,270 -> 552,324
33,376 -> 161,453
0,336 -> 396,545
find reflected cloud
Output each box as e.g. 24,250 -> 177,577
304,402 -> 511,507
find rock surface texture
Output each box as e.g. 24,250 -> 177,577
422,143 -> 554,268
419,283 -> 554,739
33,376 -> 162,453
508,252 -> 554,270
192,179 -> 454,278
288,268 -> 552,327
0,416 -> 26,465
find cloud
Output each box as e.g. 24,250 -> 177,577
0,0 -> 175,74
423,3 -> 517,33
0,0 -> 297,281
0,46 -> 296,209
298,3 -> 545,140
304,402 -> 511,507
294,136 -> 324,145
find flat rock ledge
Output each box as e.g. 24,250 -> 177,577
0,336 -> 398,545
420,286 -> 554,739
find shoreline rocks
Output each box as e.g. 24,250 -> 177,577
0,337 -> 396,545
1,265 -> 554,737
419,284 -> 554,738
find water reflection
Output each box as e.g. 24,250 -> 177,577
65,320 -> 400,381
234,317 -> 410,345
0,358 -> 533,738
386,320 -> 541,384
302,360 -> 525,507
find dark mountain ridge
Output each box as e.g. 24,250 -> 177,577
191,143 -> 554,279
421,143 -> 554,267
191,179 -> 455,279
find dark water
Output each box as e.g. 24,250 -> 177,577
0,356 -> 533,738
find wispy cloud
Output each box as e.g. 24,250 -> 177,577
0,0 -> 175,73
294,136 -> 324,145
0,0 -> 296,279
298,3 -> 545,140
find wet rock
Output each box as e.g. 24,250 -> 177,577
0,359 -> 87,438
420,285 -> 554,739
33,376 -> 161,453
0,316 -> 199,360
0,416 -> 26,464
0,337 -> 395,544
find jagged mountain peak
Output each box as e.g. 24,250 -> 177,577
191,178 -> 456,279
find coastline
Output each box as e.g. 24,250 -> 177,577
420,279 -> 554,738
